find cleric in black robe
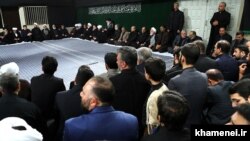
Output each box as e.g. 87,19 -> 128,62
32,23 -> 43,41
207,2 -> 230,56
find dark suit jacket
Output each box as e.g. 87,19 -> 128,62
163,64 -> 183,85
31,74 -> 66,120
55,85 -> 87,141
216,54 -> 239,82
214,33 -> 232,45
110,68 -> 150,137
194,54 -> 217,73
142,127 -> 190,141
203,81 -> 234,124
64,106 -> 138,141
19,79 -> 31,101
168,67 -> 208,127
0,93 -> 47,139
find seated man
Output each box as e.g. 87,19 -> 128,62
136,26 -> 149,48
231,31 -> 248,55
188,31 -> 202,42
126,26 -> 138,48
147,27 -> 157,49
214,27 -> 232,46
114,26 -> 130,46
20,25 -> 32,42
142,91 -> 190,141
172,30 -> 189,51
64,76 -> 138,141
155,25 -> 169,53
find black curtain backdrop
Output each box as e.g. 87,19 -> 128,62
240,0 -> 250,31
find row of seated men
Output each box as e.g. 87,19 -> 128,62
0,23 -> 70,45
0,21 -> 203,53
1,39 -> 250,140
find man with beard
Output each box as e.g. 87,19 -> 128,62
64,77 -> 138,141
207,2 -> 231,56
231,31 -> 248,55
32,23 -> 43,41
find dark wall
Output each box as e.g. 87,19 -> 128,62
0,0 -> 73,6
77,1 -> 173,30
240,0 -> 250,32
75,0 -> 142,7
48,6 -> 76,27
0,0 -> 76,27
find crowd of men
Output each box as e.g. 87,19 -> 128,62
0,1 -> 250,141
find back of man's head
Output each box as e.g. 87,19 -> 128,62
0,73 -> 19,94
42,56 -> 58,75
75,65 -> 94,87
206,69 -> 224,82
229,79 -> 250,100
157,90 -> 190,131
91,76 -> 115,105
137,47 -> 152,64
145,57 -> 166,82
194,40 -> 205,54
104,52 -> 118,69
181,43 -> 200,65
234,103 -> 250,123
216,40 -> 231,54
117,46 -> 137,69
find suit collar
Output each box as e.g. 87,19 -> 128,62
90,106 -> 115,114
121,68 -> 138,74
182,67 -> 196,73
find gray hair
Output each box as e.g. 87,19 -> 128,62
137,47 -> 153,63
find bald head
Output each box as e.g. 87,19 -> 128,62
206,69 -> 224,82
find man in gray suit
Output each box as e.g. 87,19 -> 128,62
168,43 -> 208,127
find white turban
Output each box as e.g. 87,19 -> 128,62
0,62 -> 19,75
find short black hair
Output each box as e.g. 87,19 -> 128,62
235,45 -> 249,55
157,90 -> 190,131
181,43 -> 200,65
236,31 -> 244,36
145,57 -> 166,81
75,65 -> 94,87
206,69 -> 224,81
234,103 -> 250,122
42,56 -> 58,75
0,73 -> 19,93
91,76 -> 115,105
104,52 -> 118,69
229,79 -> 250,99
216,40 -> 231,54
117,46 -> 137,68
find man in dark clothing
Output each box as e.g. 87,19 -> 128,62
42,24 -> 51,40
58,25 -> 69,38
194,40 -> 217,73
55,65 -> 94,141
213,40 -> 238,82
110,46 -> 151,138
168,2 -> 184,45
32,23 -> 43,41
50,24 -> 61,40
31,56 -> 66,121
136,26 -> 149,48
155,25 -> 169,53
207,2 -> 231,56
188,31 -> 202,43
126,26 -> 138,48
203,69 -> 234,124
214,27 -> 232,45
108,24 -> 121,44
231,31 -> 248,55
0,73 -> 48,140
21,25 -> 32,42
11,27 -> 22,43
168,43 -> 208,127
